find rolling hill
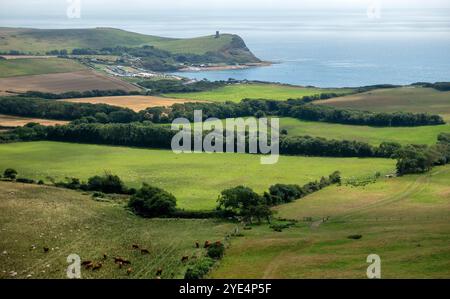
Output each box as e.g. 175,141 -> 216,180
0,27 -> 260,63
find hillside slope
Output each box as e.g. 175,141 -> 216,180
0,27 -> 260,63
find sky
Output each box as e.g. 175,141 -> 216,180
1,0 -> 450,17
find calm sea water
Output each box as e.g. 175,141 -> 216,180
1,9 -> 450,87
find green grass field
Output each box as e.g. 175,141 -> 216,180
197,117 -> 450,146
0,181 -> 233,279
278,117 -> 449,145
210,165 -> 450,278
165,83 -> 354,103
0,141 -> 395,210
0,58 -> 86,78
0,27 -> 245,56
317,87 -> 450,121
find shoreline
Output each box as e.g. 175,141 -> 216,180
177,61 -> 272,72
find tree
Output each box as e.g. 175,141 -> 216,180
128,183 -> 176,217
217,186 -> 272,223
396,145 -> 435,175
87,172 -> 125,194
3,168 -> 17,179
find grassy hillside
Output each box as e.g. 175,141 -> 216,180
165,83 -> 354,103
198,117 -> 450,146
0,27 -> 258,60
0,181 -> 233,279
210,165 -> 450,278
0,141 -> 395,210
278,117 -> 450,146
0,57 -> 86,78
317,87 -> 450,121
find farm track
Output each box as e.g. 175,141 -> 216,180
328,168 -> 449,222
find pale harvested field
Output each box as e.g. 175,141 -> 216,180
0,114 -> 69,127
0,55 -> 57,59
61,95 -> 202,111
0,70 -> 141,94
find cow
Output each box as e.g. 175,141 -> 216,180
204,241 -> 211,248
141,249 -> 150,255
195,242 -> 200,248
92,262 -> 102,271
181,256 -> 189,263
114,257 -> 131,265
132,244 -> 139,249
103,253 -> 108,260
156,268 -> 163,276
81,260 -> 92,266
43,247 -> 49,253
127,267 -> 133,275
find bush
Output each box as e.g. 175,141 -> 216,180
3,168 -> 17,179
184,258 -> 215,279
207,242 -> 225,259
16,178 -> 35,184
87,173 -> 126,194
128,183 -> 177,217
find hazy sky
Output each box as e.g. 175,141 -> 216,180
1,0 -> 450,17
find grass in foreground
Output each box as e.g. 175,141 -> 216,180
165,83 -> 354,103
0,181 -> 233,279
210,165 -> 450,278
317,87 -> 450,121
0,141 -> 395,210
0,58 -> 86,78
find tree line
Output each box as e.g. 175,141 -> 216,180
1,93 -> 444,127
0,122 -> 401,159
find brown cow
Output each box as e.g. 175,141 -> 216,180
141,249 -> 150,255
215,240 -> 222,246
84,261 -> 94,269
114,257 -> 131,265
204,241 -> 211,248
181,256 -> 189,263
92,262 -> 102,271
156,268 -> 163,276
81,260 -> 92,266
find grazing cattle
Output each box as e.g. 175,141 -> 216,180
103,253 -> 108,260
181,256 -> 189,263
141,249 -> 150,255
43,247 -> 49,253
92,262 -> 102,271
215,241 -> 222,246
132,244 -> 139,249
127,267 -> 133,275
84,262 -> 94,269
195,242 -> 200,248
114,257 -> 131,265
156,268 -> 163,276
204,241 -> 211,248
81,260 -> 92,266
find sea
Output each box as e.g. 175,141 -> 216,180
1,8 -> 450,87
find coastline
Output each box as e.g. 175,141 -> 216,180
177,61 -> 272,72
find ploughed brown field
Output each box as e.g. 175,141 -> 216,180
60,95 -> 202,111
0,70 -> 140,94
0,114 -> 69,127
